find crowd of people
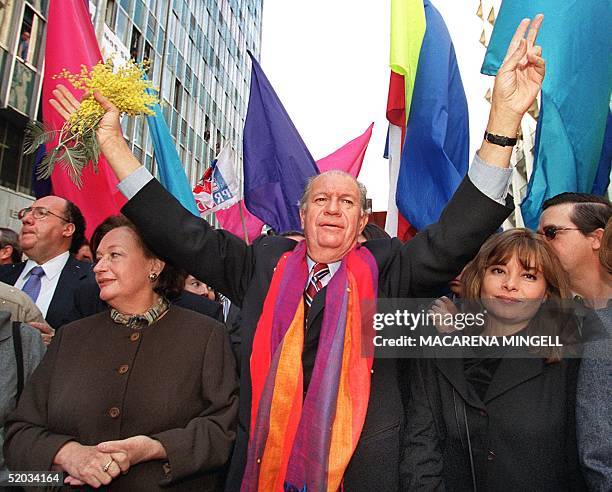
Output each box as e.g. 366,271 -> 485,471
0,15 -> 610,492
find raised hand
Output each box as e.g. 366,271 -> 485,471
428,296 -> 459,334
50,85 -> 124,156
49,84 -> 142,180
491,15 -> 545,125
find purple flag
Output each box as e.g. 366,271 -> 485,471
243,52 -> 319,233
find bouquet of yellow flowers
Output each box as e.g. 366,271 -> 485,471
25,59 -> 158,186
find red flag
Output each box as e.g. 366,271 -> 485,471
385,71 -> 415,242
216,200 -> 264,244
316,123 -> 374,178
43,0 -> 126,237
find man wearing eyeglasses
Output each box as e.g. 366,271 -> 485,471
538,192 -> 612,492
0,196 -> 93,332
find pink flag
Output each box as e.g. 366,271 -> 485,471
315,123 -> 374,177
43,0 -> 126,237
216,200 -> 264,244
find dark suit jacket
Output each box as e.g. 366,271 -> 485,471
402,354 -> 586,491
72,276 -> 224,323
0,256 -> 93,330
122,177 -> 512,491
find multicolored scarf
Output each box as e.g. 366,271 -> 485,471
241,241 -> 378,492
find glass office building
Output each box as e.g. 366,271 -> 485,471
0,0 -> 263,227
99,0 -> 263,186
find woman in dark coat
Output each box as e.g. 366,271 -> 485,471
3,215 -> 238,491
401,229 -> 586,491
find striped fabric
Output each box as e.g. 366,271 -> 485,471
304,263 -> 330,309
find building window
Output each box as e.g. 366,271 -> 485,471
0,119 -> 35,195
18,6 -> 43,65
105,0 -> 118,28
130,26 -> 142,60
174,79 -> 183,112
204,115 -> 210,142
143,41 -> 153,71
0,0 -> 16,49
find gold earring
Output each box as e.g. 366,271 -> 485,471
149,272 -> 158,281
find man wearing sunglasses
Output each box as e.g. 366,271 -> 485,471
539,192 -> 612,491
539,192 -> 611,307
0,196 -> 93,332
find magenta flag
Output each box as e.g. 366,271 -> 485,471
43,0 -> 126,237
315,123 -> 374,178
216,200 -> 264,244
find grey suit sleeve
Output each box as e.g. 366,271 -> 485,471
467,153 -> 512,205
19,324 -> 46,380
577,337 -> 612,491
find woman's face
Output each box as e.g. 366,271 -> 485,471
93,227 -> 162,307
480,254 -> 547,325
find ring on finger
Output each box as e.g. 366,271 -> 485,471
102,459 -> 114,473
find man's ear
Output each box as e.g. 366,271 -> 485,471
62,222 -> 76,238
299,208 -> 306,230
0,245 -> 12,261
358,214 -> 369,236
589,228 -> 604,251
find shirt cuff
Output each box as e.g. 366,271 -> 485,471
117,166 -> 154,200
468,153 -> 513,205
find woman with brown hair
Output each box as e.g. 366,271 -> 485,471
4,215 -> 238,490
402,229 -> 586,491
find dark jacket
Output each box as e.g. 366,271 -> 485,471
4,306 -> 238,491
121,176 -> 511,491
0,256 -> 93,330
402,354 -> 586,491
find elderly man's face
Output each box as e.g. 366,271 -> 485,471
300,173 -> 368,262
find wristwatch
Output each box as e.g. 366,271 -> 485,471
483,130 -> 518,147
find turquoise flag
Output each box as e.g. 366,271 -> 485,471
482,1 -> 612,229
146,89 -> 199,216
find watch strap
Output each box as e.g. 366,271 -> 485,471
484,130 -> 518,147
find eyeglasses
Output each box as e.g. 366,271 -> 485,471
17,206 -> 70,222
540,226 -> 582,240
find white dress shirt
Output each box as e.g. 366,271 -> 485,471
15,251 -> 70,317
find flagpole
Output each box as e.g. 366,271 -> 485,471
238,201 -> 250,245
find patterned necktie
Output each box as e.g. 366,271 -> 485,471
22,266 -> 45,302
304,263 -> 330,310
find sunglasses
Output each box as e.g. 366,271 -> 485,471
17,206 -> 70,222
540,226 -> 582,240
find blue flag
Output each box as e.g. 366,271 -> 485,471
243,52 -> 319,233
482,1 -> 611,229
395,0 -> 469,230
146,89 -> 199,216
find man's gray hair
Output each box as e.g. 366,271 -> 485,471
299,170 -> 369,214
